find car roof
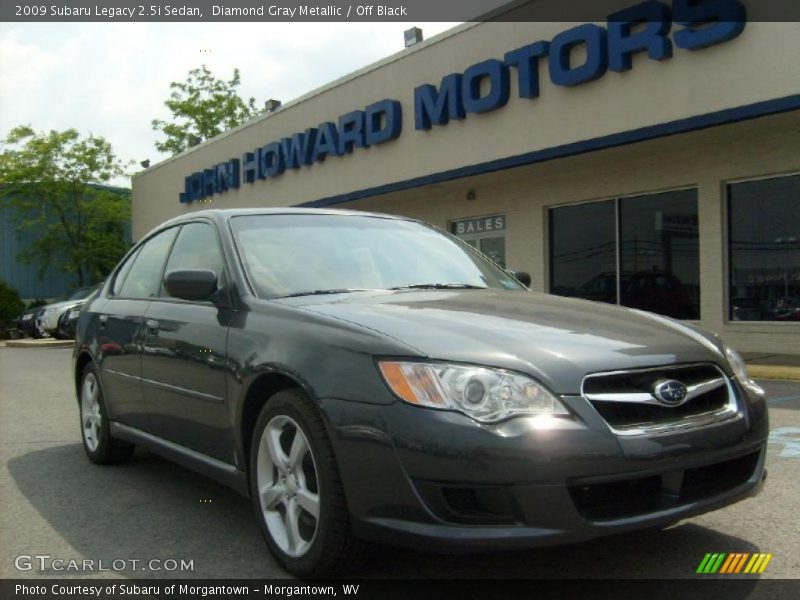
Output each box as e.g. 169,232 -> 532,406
158,207 -> 411,229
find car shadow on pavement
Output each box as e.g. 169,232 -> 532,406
7,443 -> 274,579
8,443 -> 764,583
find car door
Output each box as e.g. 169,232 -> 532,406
139,220 -> 234,462
94,226 -> 179,432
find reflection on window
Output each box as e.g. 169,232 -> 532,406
118,228 -> 178,299
549,201 -> 616,304
729,174 -> 800,322
163,222 -> 225,295
231,215 -> 523,298
549,190 -> 700,320
620,190 -> 699,319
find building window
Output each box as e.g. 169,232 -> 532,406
450,214 -> 507,268
549,200 -> 616,304
728,174 -> 800,322
549,189 -> 700,320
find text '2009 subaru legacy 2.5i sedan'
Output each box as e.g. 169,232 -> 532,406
73,209 -> 768,576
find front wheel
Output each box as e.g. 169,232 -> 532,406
79,363 -> 135,464
250,389 -> 364,577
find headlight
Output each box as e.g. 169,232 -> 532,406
378,361 -> 568,423
724,345 -> 764,394
724,346 -> 748,382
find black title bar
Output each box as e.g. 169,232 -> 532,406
4,579 -> 800,600
3,0 -> 800,22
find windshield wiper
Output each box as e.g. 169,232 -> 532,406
278,288 -> 377,299
389,283 -> 487,290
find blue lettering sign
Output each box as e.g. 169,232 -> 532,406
338,110 -> 366,153
312,122 -> 342,163
179,0 -> 748,202
281,130 -> 316,170
462,59 -> 511,114
215,159 -> 240,191
504,41 -> 550,99
414,74 -> 465,130
365,99 -> 402,145
673,0 -> 746,50
608,1 -> 673,72
241,151 -> 258,184
549,24 -> 609,87
259,143 -> 284,178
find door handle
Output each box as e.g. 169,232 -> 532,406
145,319 -> 159,334
98,314 -> 108,328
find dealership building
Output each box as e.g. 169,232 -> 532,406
132,7 -> 800,354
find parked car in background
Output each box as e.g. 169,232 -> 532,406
73,209 -> 768,577
37,285 -> 99,339
769,296 -> 800,321
57,306 -> 82,339
577,270 -> 696,319
15,305 -> 48,338
731,297 -> 766,321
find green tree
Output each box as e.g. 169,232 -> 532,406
0,126 -> 131,287
152,65 -> 260,155
0,279 -> 25,336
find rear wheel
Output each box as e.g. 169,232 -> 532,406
250,389 -> 363,577
79,363 -> 135,464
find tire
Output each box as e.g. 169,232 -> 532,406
79,363 -> 135,464
250,388 -> 364,577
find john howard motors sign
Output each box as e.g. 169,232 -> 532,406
179,0 -> 746,203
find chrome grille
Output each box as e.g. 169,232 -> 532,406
582,363 -> 738,435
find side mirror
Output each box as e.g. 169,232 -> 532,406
513,271 -> 531,287
164,269 -> 218,301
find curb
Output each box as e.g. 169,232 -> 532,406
3,339 -> 75,349
747,365 -> 800,381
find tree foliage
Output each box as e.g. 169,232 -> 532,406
0,126 -> 131,287
151,65 -> 260,155
0,279 -> 25,335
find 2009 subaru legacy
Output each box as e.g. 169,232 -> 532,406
73,208 -> 768,576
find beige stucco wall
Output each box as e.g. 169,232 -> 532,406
132,18 -> 800,353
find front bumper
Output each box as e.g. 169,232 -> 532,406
320,382 -> 768,550
39,311 -> 61,333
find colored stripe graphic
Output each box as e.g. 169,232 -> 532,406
697,553 -> 727,573
719,554 -> 736,574
734,553 -> 750,573
700,553 -> 773,574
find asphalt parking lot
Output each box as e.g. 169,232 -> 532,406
1,347 -> 798,580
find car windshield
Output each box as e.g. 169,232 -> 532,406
230,214 -> 525,299
66,287 -> 94,301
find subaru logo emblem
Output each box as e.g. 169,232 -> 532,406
653,379 -> 688,406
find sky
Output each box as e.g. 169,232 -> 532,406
0,21 -> 459,180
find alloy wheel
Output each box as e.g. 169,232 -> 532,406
81,372 -> 102,452
256,415 -> 321,557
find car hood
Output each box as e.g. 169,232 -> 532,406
281,289 -> 729,394
43,299 -> 84,312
